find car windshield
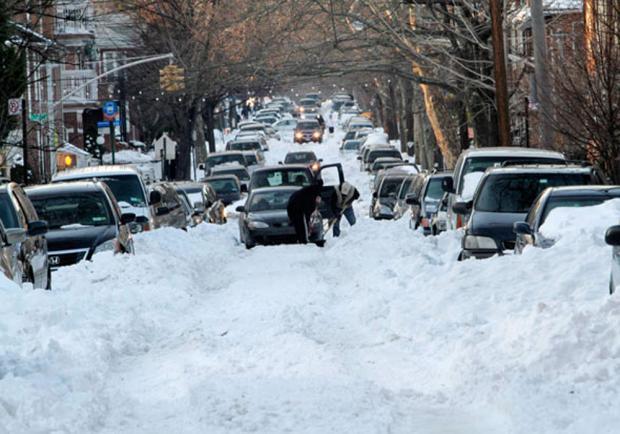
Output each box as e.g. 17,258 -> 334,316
207,155 -> 246,167
207,179 -> 239,194
285,153 -> 316,164
0,194 -> 19,228
344,131 -> 356,140
459,156 -> 565,194
369,150 -> 401,163
229,142 -> 261,151
398,179 -> 413,199
96,175 -> 146,207
252,169 -> 312,188
475,173 -> 593,213
343,141 -> 360,150
297,122 -> 319,130
244,155 -> 258,165
380,178 -> 405,197
425,178 -> 445,201
214,168 -> 249,181
31,194 -> 113,229
248,190 -> 296,212
541,196 -> 609,224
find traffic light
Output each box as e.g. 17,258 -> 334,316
159,64 -> 185,92
56,152 -> 76,171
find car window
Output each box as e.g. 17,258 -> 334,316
379,178 -> 404,197
95,175 -> 147,207
13,186 -> 38,223
398,178 -> 413,199
424,177 -> 445,201
31,193 -> 113,229
285,153 -> 316,164
207,179 -> 239,194
248,190 -> 296,211
207,154 -> 246,167
252,169 -> 312,189
540,196 -> 608,224
368,150 -> 401,163
0,193 -> 19,229
475,173 -> 592,213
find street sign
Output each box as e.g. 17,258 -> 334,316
102,101 -> 119,121
153,133 -> 177,160
29,113 -> 48,122
7,98 -> 21,116
97,120 -> 121,128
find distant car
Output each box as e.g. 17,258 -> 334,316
225,139 -> 263,153
515,186 -> 620,254
173,183 -> 210,227
370,173 -> 410,220
242,150 -> 265,169
204,175 -> 242,205
52,165 -> 152,231
240,122 -> 280,140
0,182 -> 49,288
210,164 -> 250,192
204,152 -> 247,174
361,147 -> 402,171
441,147 -> 567,230
392,175 -> 416,220
294,119 -> 323,143
341,139 -> 362,152
407,172 -> 452,235
273,118 -> 298,132
255,116 -> 279,126
236,186 -> 301,249
456,165 -> 603,260
249,165 -> 314,191
26,182 -> 134,270
0,220 -> 28,286
234,132 -> 269,151
284,151 -> 318,165
370,157 -> 403,174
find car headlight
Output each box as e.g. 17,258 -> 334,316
299,107 -> 305,112
463,235 -> 498,250
93,239 -> 117,255
312,131 -> 321,138
295,132 -> 303,139
248,220 -> 269,229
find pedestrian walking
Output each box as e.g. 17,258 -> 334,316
287,182 -> 324,244
331,181 -> 360,237
316,114 -> 326,131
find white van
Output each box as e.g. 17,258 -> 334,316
53,165 -> 153,231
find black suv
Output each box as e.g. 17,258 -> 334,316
26,182 -> 135,269
454,165 -> 604,260
0,183 -> 49,288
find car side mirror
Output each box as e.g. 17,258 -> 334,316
155,206 -> 170,216
372,191 -> 377,198
120,213 -> 136,225
5,228 -> 27,245
319,158 -> 323,163
235,206 -> 245,213
149,190 -> 162,205
441,177 -> 455,194
605,225 -> 620,246
405,194 -> 420,206
357,156 -> 362,160
452,200 -> 472,215
27,220 -> 48,236
513,221 -> 532,235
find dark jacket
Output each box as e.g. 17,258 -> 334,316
287,185 -> 323,218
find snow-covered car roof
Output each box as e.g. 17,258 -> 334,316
52,165 -> 141,181
460,147 -> 564,160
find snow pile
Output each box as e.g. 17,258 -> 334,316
540,198 -> 620,242
103,149 -> 154,164
364,132 -> 389,146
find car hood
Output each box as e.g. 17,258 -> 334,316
468,210 -> 526,242
45,225 -> 117,253
247,210 -> 289,224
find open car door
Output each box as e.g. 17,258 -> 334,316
316,163 -> 344,220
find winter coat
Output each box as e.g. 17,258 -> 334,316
332,182 -> 360,212
287,185 -> 323,218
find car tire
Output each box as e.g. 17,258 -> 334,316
315,240 -> 325,248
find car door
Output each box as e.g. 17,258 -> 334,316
316,163 -> 344,220
164,186 -> 187,229
11,185 -> 48,287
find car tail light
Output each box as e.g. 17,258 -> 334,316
456,214 -> 463,229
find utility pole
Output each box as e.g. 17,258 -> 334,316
22,98 -> 29,185
531,0 -> 554,148
490,0 -> 511,148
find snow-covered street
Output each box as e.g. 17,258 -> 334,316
1,129 -> 619,434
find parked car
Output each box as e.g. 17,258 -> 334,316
236,186 -> 301,248
173,183 -> 208,226
148,183 -> 188,230
407,172 -> 452,235
234,132 -> 269,151
210,164 -> 251,192
430,192 -> 450,235
249,165 -> 314,191
239,122 -> 280,140
225,139 -> 263,153
370,173 -> 410,220
204,175 -> 242,205
53,165 -> 152,231
199,182 -> 227,224
204,151 -> 248,174
26,182 -> 134,270
361,146 -> 402,171
370,157 -> 404,174
441,147 -> 566,230
242,150 -> 265,169
0,182 -> 49,288
455,165 -> 603,260
294,119 -> 323,143
284,151 -> 319,165
0,220 -> 29,286
605,225 -> 620,294
515,186 -> 620,254
392,175 -> 416,220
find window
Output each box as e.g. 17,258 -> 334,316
31,194 -> 113,229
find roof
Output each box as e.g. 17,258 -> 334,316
211,165 -> 248,173
547,185 -> 620,197
207,151 -> 245,157
52,165 -> 141,181
255,164 -> 310,172
26,181 -> 104,196
460,147 -> 564,159
204,175 -> 241,182
485,165 -> 595,176
249,185 -> 301,195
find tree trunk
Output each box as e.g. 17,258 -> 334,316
194,100 -> 207,165
205,101 -> 217,154
176,104 -> 194,180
